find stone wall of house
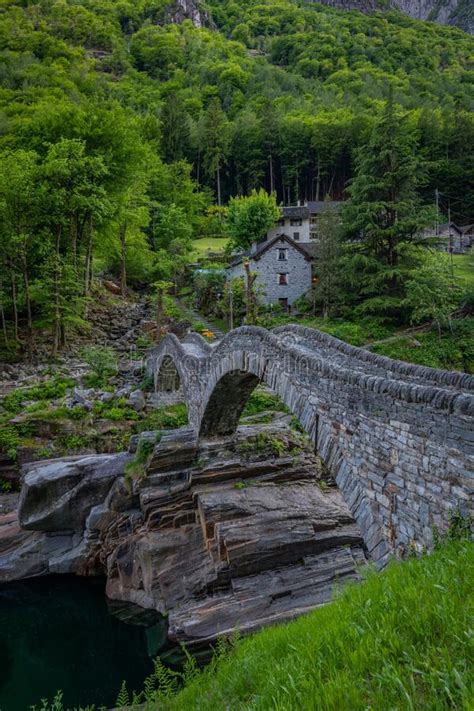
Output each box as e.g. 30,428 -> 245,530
227,238 -> 312,307
149,325 -> 474,568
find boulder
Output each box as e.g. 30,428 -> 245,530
19,453 -> 131,532
99,390 -> 115,403
127,389 -> 146,412
104,280 -> 121,295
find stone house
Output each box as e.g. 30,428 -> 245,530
460,224 -> 474,249
226,234 -> 316,311
266,200 -> 342,244
423,222 -> 472,254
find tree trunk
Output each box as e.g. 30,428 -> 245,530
52,225 -> 62,358
216,164 -> 222,207
9,265 -> 19,343
155,288 -> 164,338
0,284 -> 8,348
269,154 -> 274,194
84,213 -> 93,295
71,213 -> 78,270
244,260 -> 258,325
21,248 -> 33,344
315,157 -> 321,202
119,222 -> 127,296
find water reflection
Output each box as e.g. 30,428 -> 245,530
0,575 -> 170,711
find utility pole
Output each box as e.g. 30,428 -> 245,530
435,188 -> 439,235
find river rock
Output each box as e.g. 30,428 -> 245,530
127,389 -> 146,412
18,453 -> 131,532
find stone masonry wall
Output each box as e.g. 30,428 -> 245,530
149,326 -> 474,567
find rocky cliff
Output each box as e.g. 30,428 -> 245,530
1,415 -> 366,645
165,0 -> 213,28
314,0 -> 473,32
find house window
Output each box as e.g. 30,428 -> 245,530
290,218 -> 302,226
277,218 -> 285,226
293,232 -> 300,241
278,273 -> 288,285
277,248 -> 288,260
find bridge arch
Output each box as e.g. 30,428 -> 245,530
155,355 -> 181,392
149,326 -> 474,567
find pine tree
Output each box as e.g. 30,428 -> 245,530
160,92 -> 190,163
343,94 -> 434,322
201,97 -> 230,206
312,206 -> 343,318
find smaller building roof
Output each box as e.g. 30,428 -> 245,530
438,222 -> 463,234
307,200 -> 343,213
459,224 -> 474,234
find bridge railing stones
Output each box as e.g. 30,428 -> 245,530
148,326 -> 474,566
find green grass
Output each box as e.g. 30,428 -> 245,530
372,318 -> 474,373
153,541 -> 474,711
190,237 -> 229,258
452,252 -> 474,289
258,313 -> 392,346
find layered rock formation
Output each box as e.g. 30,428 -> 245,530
0,416 -> 367,645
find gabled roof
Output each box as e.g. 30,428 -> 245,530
438,222 -> 463,234
253,234 -> 314,261
227,234 -> 314,269
460,224 -> 474,234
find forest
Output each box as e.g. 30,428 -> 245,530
0,0 -> 473,354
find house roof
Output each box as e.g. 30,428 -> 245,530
460,224 -> 474,234
227,234 -> 315,269
438,222 -> 463,234
278,201 -> 343,220
307,200 -> 343,213
281,205 -> 310,219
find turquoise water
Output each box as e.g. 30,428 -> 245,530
0,575 -> 170,711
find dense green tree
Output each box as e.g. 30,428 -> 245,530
342,97 -> 435,321
312,207 -> 344,318
200,97 -> 230,206
227,189 -> 280,251
405,251 -> 462,335
0,0 -> 472,347
160,92 -> 190,164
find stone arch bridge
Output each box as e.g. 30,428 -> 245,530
149,326 -> 474,567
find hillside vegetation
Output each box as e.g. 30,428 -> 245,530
0,0 -> 473,358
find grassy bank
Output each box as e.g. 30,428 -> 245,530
153,541 -> 473,711
190,237 -> 229,258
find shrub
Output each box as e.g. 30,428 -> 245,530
137,404 -> 188,431
81,346 -> 118,384
0,426 -> 20,460
241,389 -> 288,417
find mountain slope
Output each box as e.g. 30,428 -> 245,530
307,0 -> 472,33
